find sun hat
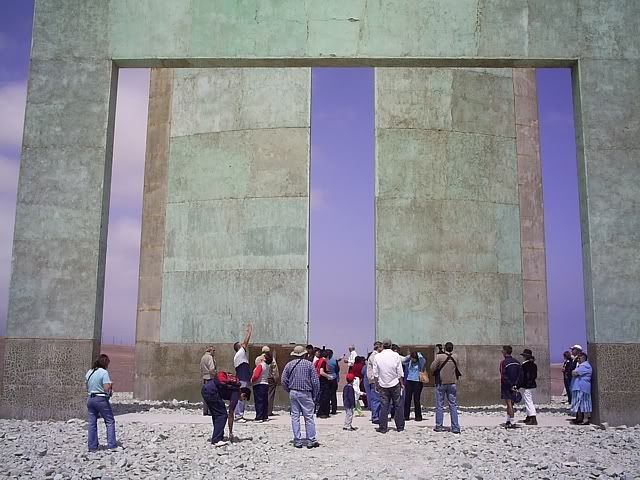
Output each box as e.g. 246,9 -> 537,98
520,348 -> 533,356
261,346 -> 271,353
571,344 -> 583,351
290,345 -> 306,357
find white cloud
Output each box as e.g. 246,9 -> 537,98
102,217 -> 142,345
311,187 -> 328,211
110,69 -> 150,209
0,81 -> 28,147
0,154 -> 20,335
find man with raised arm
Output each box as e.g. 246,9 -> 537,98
232,323 -> 253,422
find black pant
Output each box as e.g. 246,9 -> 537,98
329,379 -> 338,414
404,380 -> 423,420
317,378 -> 331,416
379,383 -> 405,432
253,384 -> 269,420
202,389 -> 227,443
564,377 -> 573,404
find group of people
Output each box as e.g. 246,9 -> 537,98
562,344 -> 594,425
82,329 -> 593,451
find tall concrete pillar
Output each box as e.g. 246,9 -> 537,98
375,68 -> 550,404
0,2 -> 116,419
135,68 -> 310,400
574,59 -> 640,426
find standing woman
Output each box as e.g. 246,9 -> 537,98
570,351 -> 593,425
85,354 -> 117,451
562,350 -> 573,404
402,350 -> 426,421
252,352 -> 271,421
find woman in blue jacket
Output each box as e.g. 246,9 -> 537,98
570,351 -> 593,425
402,351 -> 426,421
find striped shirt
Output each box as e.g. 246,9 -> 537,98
281,358 -> 320,400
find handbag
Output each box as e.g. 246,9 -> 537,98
511,389 -> 522,404
419,370 -> 430,384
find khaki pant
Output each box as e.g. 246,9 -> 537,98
267,378 -> 278,415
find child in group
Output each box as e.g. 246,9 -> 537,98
343,374 -> 357,431
352,374 -> 365,416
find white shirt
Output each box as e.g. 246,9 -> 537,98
373,349 -> 404,388
313,356 -> 319,365
348,350 -> 358,366
233,346 -> 249,368
353,376 -> 362,400
366,351 -> 378,382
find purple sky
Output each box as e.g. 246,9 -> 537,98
0,2 -> 585,361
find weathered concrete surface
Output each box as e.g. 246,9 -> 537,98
376,68 -> 550,404
103,1 -> 640,64
136,342 -> 293,407
575,59 -> 640,425
161,68 -> 309,344
0,338 -> 99,420
135,68 -> 172,346
0,1 -> 116,420
376,68 -> 523,346
134,68 -> 310,399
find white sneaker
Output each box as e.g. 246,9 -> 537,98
235,418 -> 247,424
213,440 -> 229,447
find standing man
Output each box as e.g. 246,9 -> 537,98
326,349 -> 340,415
267,349 -> 280,416
430,342 -> 461,434
281,345 -> 320,449
315,350 -> 331,418
372,339 -> 405,434
346,345 -> 358,371
233,323 -> 253,423
200,346 -> 217,416
364,341 -> 383,424
305,345 -> 315,361
519,348 -> 538,425
500,345 -> 522,429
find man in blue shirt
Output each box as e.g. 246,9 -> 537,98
326,349 -> 340,415
281,345 -> 321,449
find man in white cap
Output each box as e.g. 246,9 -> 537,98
281,345 -> 320,449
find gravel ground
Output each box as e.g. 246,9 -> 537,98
1,395 -> 639,479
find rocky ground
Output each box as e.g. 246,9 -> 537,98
1,395 -> 639,479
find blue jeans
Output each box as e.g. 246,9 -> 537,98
435,384 -> 460,433
364,378 -> 381,422
202,387 -> 228,443
87,396 -> 117,450
235,380 -> 249,419
378,383 -> 405,432
289,390 -> 317,446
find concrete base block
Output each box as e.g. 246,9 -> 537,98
401,344 -> 550,406
134,342 -> 297,407
589,343 -> 640,426
0,338 -> 98,420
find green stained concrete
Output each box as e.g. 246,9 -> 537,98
4,0 -> 640,423
376,68 -> 523,345
160,68 -> 310,344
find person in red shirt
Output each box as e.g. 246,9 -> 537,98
315,350 -> 331,418
351,356 -> 367,407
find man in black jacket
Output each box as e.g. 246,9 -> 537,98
519,348 -> 538,425
500,345 -> 522,429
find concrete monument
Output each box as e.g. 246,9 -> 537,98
0,1 -> 638,425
